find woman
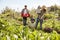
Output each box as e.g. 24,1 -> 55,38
35,5 -> 46,30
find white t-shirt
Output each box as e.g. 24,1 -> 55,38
29,22 -> 36,28
36,9 -> 41,13
24,9 -> 27,14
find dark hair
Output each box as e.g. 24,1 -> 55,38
24,5 -> 27,7
38,6 -> 41,9
42,8 -> 46,13
31,18 -> 35,22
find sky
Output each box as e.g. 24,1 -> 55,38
0,0 -> 60,12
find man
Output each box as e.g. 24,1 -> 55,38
21,5 -> 30,26
35,5 -> 46,30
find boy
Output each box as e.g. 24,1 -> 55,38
28,15 -> 36,29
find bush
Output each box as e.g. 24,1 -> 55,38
44,13 -> 55,20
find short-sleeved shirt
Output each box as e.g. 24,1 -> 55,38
36,8 -> 46,19
36,9 -> 41,14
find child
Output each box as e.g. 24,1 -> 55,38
28,15 -> 36,29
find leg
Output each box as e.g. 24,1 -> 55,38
23,17 -> 27,26
35,18 -> 39,29
40,19 -> 43,30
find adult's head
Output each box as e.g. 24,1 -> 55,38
41,5 -> 46,13
37,6 -> 41,9
42,5 -> 46,9
24,5 -> 27,9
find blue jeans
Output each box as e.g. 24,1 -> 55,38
35,17 -> 43,30
23,17 -> 27,26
